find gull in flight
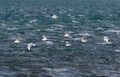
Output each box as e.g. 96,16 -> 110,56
27,43 -> 36,51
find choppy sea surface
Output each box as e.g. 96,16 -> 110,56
1,0 -> 120,77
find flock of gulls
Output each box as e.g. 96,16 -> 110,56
11,14 -> 112,51
13,32 -> 111,51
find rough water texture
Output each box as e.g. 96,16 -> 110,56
0,0 -> 120,77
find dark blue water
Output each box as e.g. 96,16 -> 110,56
0,0 -> 120,77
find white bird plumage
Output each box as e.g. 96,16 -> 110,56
51,15 -> 58,19
42,35 -> 48,41
103,36 -> 110,44
14,38 -> 21,43
81,36 -> 87,43
64,32 -> 70,37
27,43 -> 36,51
65,41 -> 71,46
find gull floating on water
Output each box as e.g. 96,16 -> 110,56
81,36 -> 87,43
103,36 -> 111,44
42,35 -> 48,41
65,41 -> 71,46
51,15 -> 58,19
27,43 -> 36,51
14,38 -> 21,43
64,32 -> 70,37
